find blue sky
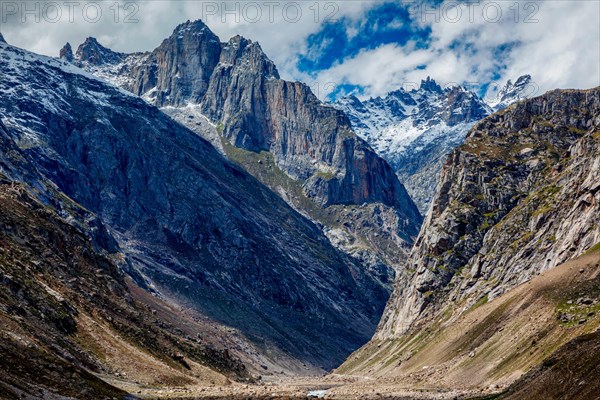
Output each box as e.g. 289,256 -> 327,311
297,2 -> 432,73
1,1 -> 599,101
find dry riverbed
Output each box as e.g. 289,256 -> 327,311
102,373 -> 492,399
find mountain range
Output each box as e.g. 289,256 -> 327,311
0,17 -> 599,400
62,21 -> 424,288
334,75 -> 534,213
0,32 -> 393,381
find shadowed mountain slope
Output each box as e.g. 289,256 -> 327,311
0,38 -> 387,372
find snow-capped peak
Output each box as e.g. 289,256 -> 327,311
487,74 -> 535,111
333,82 -> 491,213
334,82 -> 490,154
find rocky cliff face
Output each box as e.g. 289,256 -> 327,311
1,40 -> 390,371
335,79 -> 492,213
68,19 -> 422,287
377,87 -> 600,338
128,20 -> 222,106
71,20 -> 416,211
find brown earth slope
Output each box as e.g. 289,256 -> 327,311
0,180 -> 248,399
497,330 -> 600,400
333,248 -> 600,398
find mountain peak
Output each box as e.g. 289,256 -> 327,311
225,34 -> 252,50
515,74 -> 532,86
83,36 -> 99,45
171,19 -> 215,39
220,34 -> 280,79
59,42 -> 74,62
502,74 -> 531,92
488,74 -> 534,111
76,37 -> 124,66
420,76 -> 442,93
0,32 -> 5,44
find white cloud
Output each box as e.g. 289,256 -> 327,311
1,0 -> 598,100
0,0 -> 381,79
310,0 -> 600,99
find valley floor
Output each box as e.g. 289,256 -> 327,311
100,249 -> 600,400
101,374 -> 487,400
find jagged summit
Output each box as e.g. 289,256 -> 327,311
75,36 -> 125,66
0,32 -> 5,44
220,34 -> 280,79
419,76 -> 443,93
165,18 -> 220,48
59,42 -> 73,62
488,74 -> 534,111
172,18 -> 213,35
514,73 -> 532,85
166,18 -> 220,46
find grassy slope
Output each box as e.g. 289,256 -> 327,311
332,246 -> 600,396
496,330 -> 600,400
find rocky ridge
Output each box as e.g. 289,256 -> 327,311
67,20 -> 423,281
377,87 -> 600,338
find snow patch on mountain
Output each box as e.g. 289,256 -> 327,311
487,75 -> 537,111
334,78 -> 491,213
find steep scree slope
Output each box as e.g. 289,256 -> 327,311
334,248 -> 600,396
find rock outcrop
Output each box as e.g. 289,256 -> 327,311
75,37 -> 126,66
128,20 -> 222,106
59,42 -> 74,62
377,87 -> 600,338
